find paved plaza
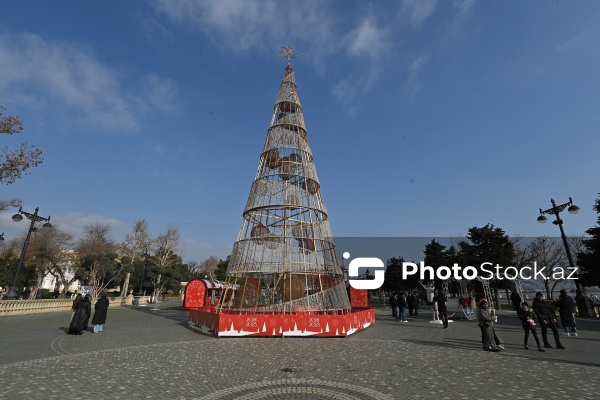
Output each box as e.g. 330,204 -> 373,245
1,300 -> 599,399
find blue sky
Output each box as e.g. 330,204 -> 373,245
1,0 -> 599,263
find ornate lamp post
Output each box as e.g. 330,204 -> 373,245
139,254 -> 148,295
5,207 -> 52,300
537,198 -> 592,316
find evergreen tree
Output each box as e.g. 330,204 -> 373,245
578,194 -> 600,287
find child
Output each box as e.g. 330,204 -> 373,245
517,302 -> 545,352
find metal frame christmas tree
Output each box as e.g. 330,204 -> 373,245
188,48 -> 374,336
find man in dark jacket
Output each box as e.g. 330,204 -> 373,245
433,290 -> 448,328
390,292 -> 399,319
510,290 -> 522,311
92,292 -> 110,333
532,292 -> 565,349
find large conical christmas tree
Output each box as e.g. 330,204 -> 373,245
219,48 -> 351,314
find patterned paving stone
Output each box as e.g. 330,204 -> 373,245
0,301 -> 598,399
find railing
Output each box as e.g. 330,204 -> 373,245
0,296 -> 135,316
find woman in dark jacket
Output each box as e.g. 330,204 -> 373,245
92,293 -> 110,333
68,294 -> 91,335
517,302 -> 544,352
70,293 -> 82,323
556,289 -> 577,336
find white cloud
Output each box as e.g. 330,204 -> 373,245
346,17 -> 391,60
153,0 -> 281,52
139,74 -> 180,116
0,33 -> 179,132
406,55 -> 429,97
452,0 -> 476,17
401,0 -> 438,29
150,1 -> 347,71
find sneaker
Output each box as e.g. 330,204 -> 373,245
556,344 -> 565,349
572,332 -> 578,337
544,344 -> 553,349
402,320 -> 408,322
563,332 -> 570,336
538,348 -> 545,352
498,345 -> 505,350
524,345 -> 529,350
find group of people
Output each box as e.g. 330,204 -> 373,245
478,289 -> 578,353
389,290 -> 420,322
68,292 -> 110,335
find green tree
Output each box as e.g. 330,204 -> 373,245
215,257 -> 230,281
1,106 -> 43,185
578,194 -> 600,287
423,239 -> 448,289
382,256 -> 406,293
459,224 -> 516,276
459,224 -> 516,304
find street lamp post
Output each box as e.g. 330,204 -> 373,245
139,254 -> 148,296
5,207 -> 52,300
537,198 -> 581,291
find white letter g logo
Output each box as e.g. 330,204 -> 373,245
348,257 -> 385,290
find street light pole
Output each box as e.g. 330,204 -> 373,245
537,198 -> 581,292
139,254 -> 148,295
5,207 -> 52,300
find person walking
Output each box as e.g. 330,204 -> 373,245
92,292 -> 110,333
477,299 -> 500,352
555,289 -> 577,336
390,292 -> 399,319
510,290 -> 522,311
398,291 -> 408,322
433,290 -> 448,328
411,291 -> 420,317
407,291 -> 414,317
68,294 -> 91,335
532,292 -> 565,349
70,293 -> 82,323
517,302 -> 545,352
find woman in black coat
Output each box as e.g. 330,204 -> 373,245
517,302 -> 544,352
68,294 -> 91,335
556,289 -> 577,336
92,293 -> 110,333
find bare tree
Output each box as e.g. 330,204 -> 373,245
152,225 -> 180,269
1,106 -> 43,185
185,260 -> 201,281
530,236 -> 567,298
0,198 -> 21,211
200,255 -> 220,280
119,219 -> 153,262
76,223 -> 127,302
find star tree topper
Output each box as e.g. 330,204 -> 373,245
279,46 -> 298,61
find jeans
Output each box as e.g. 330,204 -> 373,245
399,307 -> 407,321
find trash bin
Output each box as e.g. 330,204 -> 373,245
133,297 -> 139,306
